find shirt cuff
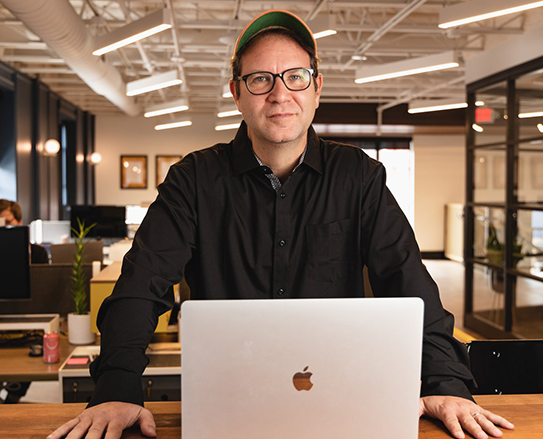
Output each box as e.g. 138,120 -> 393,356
421,375 -> 475,401
87,369 -> 144,408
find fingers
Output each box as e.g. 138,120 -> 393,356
138,408 -> 158,438
482,409 -> 515,430
46,402 -> 156,439
47,417 -> 81,439
440,414 -> 465,439
420,395 -> 514,439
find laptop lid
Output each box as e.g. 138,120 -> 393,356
181,297 -> 424,439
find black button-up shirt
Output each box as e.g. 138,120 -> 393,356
89,122 -> 475,407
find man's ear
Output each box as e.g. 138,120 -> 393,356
229,79 -> 241,111
314,73 -> 323,109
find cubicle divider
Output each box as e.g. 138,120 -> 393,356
1,264 -> 93,316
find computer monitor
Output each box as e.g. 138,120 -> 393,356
0,226 -> 31,301
29,219 -> 71,244
69,205 -> 127,239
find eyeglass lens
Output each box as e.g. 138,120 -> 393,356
245,68 -> 312,94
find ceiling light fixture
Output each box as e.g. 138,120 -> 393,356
310,15 -> 337,39
518,110 -> 543,119
93,9 -> 172,56
217,108 -> 242,118
408,98 -> 485,114
408,99 -> 467,114
154,120 -> 192,131
215,122 -> 241,131
537,123 -> 543,133
438,0 -> 543,29
144,98 -> 189,118
354,52 -> 459,84
126,70 -> 182,96
472,123 -> 484,132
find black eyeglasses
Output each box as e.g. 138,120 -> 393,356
236,67 -> 315,95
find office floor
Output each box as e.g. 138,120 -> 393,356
18,259 -> 476,404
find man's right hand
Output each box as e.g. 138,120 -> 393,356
46,401 -> 156,439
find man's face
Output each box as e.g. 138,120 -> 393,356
230,34 -> 322,149
0,209 -> 21,226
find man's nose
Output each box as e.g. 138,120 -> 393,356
267,77 -> 291,102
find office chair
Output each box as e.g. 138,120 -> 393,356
467,339 -> 543,394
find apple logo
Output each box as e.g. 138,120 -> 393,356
292,366 -> 313,391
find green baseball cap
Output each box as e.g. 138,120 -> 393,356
234,9 -> 317,55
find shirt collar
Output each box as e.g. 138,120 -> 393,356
231,121 -> 323,176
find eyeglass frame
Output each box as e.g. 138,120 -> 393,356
235,67 -> 316,96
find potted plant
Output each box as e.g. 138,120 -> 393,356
67,218 -> 97,345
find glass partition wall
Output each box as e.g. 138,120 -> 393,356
465,57 -> 543,339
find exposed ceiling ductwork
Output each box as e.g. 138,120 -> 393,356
0,0 -> 140,116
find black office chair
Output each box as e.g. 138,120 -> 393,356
467,339 -> 543,394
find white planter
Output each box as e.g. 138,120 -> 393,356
68,312 -> 96,345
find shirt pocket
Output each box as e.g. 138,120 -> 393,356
306,218 -> 355,283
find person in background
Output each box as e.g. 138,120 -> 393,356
48,10 -> 513,439
0,199 -> 48,264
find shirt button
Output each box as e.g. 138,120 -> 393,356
279,240 -> 286,247
277,288 -> 284,296
280,193 -> 286,199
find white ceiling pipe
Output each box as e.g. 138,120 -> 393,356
1,0 -> 140,116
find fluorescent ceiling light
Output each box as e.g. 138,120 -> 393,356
408,98 -> 485,114
408,99 -> 468,114
472,123 -> 484,132
310,15 -> 337,40
215,122 -> 241,131
354,52 -> 459,84
154,120 -> 192,131
217,108 -> 241,118
538,123 -> 543,133
222,84 -> 233,99
144,98 -> 189,117
93,9 -> 172,56
126,70 -> 182,96
439,0 -> 543,29
518,110 -> 543,118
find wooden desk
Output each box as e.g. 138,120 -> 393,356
1,395 -> 541,438
0,336 -> 74,382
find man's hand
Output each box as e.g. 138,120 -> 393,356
420,395 -> 514,439
46,401 -> 156,439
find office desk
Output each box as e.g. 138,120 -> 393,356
0,336 -> 74,382
1,394 -> 541,438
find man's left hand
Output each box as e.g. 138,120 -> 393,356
420,395 -> 515,439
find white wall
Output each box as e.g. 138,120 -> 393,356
413,134 -> 465,252
95,115 -> 466,251
95,113 -> 234,205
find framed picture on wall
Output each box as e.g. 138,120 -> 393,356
121,155 -> 148,189
156,155 -> 183,187
533,158 -> 543,189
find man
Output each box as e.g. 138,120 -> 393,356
0,199 -> 48,264
48,10 -> 513,439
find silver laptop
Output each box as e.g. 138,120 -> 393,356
181,298 -> 424,439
